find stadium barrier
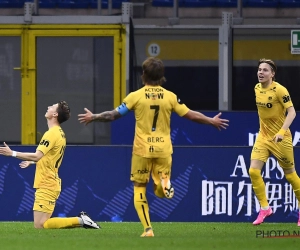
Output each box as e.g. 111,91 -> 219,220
111,111 -> 300,147
0,145 -> 299,223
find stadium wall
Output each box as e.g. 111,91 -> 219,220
0,145 -> 299,223
111,111 -> 300,146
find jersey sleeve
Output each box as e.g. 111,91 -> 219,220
173,94 -> 189,117
277,85 -> 293,109
122,92 -> 136,110
36,130 -> 55,155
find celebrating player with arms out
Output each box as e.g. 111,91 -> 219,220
249,58 -> 300,226
0,101 -> 99,229
78,57 -> 229,237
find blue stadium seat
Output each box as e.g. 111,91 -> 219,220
57,0 -> 89,8
57,0 -> 74,8
90,0 -> 106,8
0,0 -> 26,8
90,0 -> 130,9
215,0 -> 237,7
152,0 -> 185,7
278,0 -> 300,6
244,0 -> 279,7
0,0 -> 11,7
39,0 -> 57,8
184,0 -> 216,7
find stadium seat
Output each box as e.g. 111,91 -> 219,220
57,0 -> 74,8
152,0 -> 185,7
0,0 -> 26,8
215,0 -> 237,7
244,0 -> 279,7
57,0 -> 89,8
278,0 -> 300,6
90,0 -> 106,8
90,0 -> 130,9
0,0 -> 10,7
184,0 -> 216,7
39,0 -> 57,8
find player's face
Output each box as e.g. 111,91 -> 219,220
45,103 -> 58,119
257,63 -> 274,85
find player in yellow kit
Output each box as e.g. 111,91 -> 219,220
78,57 -> 229,237
249,59 -> 300,226
0,101 -> 99,229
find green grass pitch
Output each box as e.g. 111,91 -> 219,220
0,222 -> 299,250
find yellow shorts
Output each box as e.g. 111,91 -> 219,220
130,154 -> 172,185
251,135 -> 294,169
33,188 -> 60,214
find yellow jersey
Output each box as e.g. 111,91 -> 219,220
254,81 -> 293,140
123,85 -> 189,158
34,125 -> 66,191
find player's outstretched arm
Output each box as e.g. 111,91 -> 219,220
78,108 -> 122,125
0,142 -> 43,161
183,110 -> 229,131
0,142 -> 13,157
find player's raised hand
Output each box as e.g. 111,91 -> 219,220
211,112 -> 229,131
78,108 -> 94,125
0,142 -> 13,157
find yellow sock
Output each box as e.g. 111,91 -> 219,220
43,217 -> 80,229
285,171 -> 300,208
153,183 -> 165,198
249,168 -> 269,208
134,186 -> 151,230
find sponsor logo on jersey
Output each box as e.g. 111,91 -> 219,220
145,88 -> 163,92
39,139 -> 50,147
256,102 -> 272,108
158,170 -> 170,176
137,168 -> 149,174
252,146 -> 261,153
145,93 -> 164,99
282,95 -> 290,103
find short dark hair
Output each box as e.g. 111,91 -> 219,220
141,57 -> 166,86
56,101 -> 70,124
258,58 -> 277,80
